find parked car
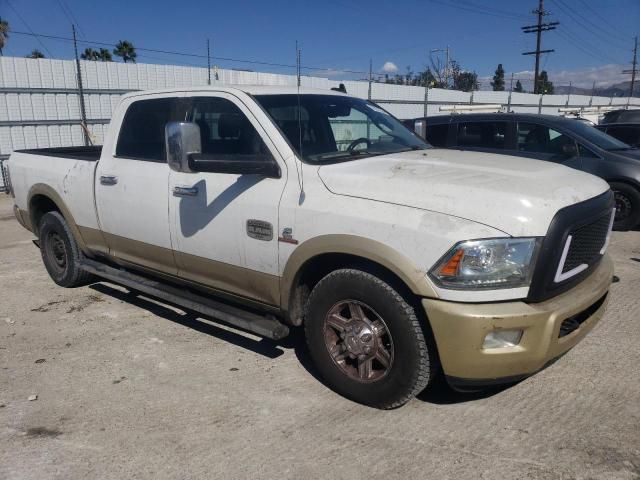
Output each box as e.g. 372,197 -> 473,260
6,87 -> 614,408
600,109 -> 640,124
405,113 -> 640,230
596,123 -> 640,148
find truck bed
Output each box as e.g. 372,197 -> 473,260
16,146 -> 102,162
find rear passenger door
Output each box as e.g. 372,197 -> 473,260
453,120 -> 511,154
95,95 -> 185,275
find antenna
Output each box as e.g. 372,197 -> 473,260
295,41 -> 305,200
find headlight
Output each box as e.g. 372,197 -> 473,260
429,238 -> 540,290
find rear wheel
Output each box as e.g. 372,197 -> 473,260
305,269 -> 435,409
610,182 -> 640,231
39,211 -> 93,287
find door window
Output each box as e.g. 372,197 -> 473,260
116,98 -> 180,161
189,97 -> 271,160
457,121 -> 507,149
517,123 -> 575,155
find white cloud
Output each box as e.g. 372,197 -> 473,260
478,64 -> 627,91
381,61 -> 398,73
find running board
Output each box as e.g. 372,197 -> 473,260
78,258 -> 289,340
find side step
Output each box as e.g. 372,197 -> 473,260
78,258 -> 289,340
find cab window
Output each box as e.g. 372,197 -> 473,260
517,123 -> 575,155
425,124 -> 449,147
457,121 -> 507,149
116,98 -> 179,161
188,97 -> 271,160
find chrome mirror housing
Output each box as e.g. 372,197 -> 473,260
165,122 -> 202,173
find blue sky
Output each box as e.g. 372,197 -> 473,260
1,0 -> 638,89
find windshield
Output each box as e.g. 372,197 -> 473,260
569,120 -> 632,151
254,94 -> 429,162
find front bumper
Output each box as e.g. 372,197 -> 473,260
423,254 -> 613,391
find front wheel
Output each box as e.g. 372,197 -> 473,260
304,269 -> 435,409
610,182 -> 640,231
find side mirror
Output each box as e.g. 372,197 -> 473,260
414,119 -> 427,140
562,143 -> 578,158
165,122 -> 202,172
188,154 -> 281,178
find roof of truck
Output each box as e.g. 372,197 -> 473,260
122,85 -> 348,99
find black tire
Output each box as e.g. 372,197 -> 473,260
304,269 -> 434,409
610,182 -> 640,231
38,211 -> 93,288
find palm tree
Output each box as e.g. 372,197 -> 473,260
113,40 -> 136,63
26,49 -> 45,59
81,48 -> 99,60
0,18 -> 9,56
98,48 -> 112,62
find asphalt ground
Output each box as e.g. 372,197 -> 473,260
1,194 -> 639,480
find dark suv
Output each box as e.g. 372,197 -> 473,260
404,113 -> 640,230
596,123 -> 640,148
601,109 -> 640,124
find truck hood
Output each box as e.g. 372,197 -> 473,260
317,149 -> 610,236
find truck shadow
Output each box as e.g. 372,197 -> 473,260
89,283 -> 288,360
177,176 -> 262,238
89,282 -> 512,405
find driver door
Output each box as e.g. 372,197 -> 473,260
168,93 -> 286,306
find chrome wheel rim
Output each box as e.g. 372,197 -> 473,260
614,191 -> 631,222
323,300 -> 394,383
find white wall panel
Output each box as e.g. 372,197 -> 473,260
1,57 -> 638,158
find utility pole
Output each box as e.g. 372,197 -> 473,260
622,36 -> 638,100
207,38 -> 211,85
72,24 -> 89,146
522,0 -> 558,94
368,59 -> 372,100
295,41 -> 301,87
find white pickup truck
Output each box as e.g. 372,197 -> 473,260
6,86 -> 614,408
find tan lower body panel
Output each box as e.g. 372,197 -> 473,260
80,227 -> 280,307
423,254 -> 613,381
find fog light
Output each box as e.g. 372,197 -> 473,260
483,329 -> 523,349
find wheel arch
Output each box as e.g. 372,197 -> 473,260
27,183 -> 89,254
281,234 -> 437,326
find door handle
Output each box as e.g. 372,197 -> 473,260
100,175 -> 118,186
173,186 -> 199,197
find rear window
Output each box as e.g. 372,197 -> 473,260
425,124 -> 449,147
116,98 -> 178,161
456,121 -> 507,149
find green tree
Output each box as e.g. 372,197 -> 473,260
491,63 -> 505,91
81,48 -> 99,60
26,49 -> 45,59
0,18 -> 9,56
514,79 -> 524,92
113,40 -> 137,63
98,48 -> 112,61
538,70 -> 554,94
451,61 -> 478,92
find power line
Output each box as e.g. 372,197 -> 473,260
622,37 -> 638,98
9,29 -> 370,74
6,1 -> 54,57
575,0 -> 634,43
55,0 -> 86,38
426,0 -> 526,21
549,0 -> 629,51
